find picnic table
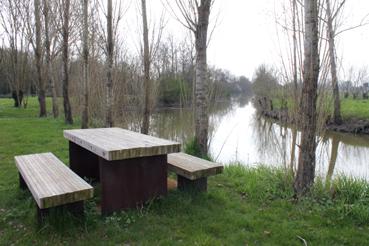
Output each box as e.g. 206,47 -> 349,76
64,128 -> 181,215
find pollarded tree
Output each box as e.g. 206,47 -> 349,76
294,0 -> 320,195
166,0 -> 214,155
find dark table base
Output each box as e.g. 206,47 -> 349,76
69,141 -> 167,215
69,141 -> 100,181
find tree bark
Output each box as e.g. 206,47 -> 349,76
141,0 -> 150,134
194,0 -> 211,155
43,0 -> 59,118
289,0 -> 298,173
105,0 -> 113,127
294,0 -> 320,195
62,0 -> 73,124
326,0 -> 342,125
292,0 -> 298,100
81,0 -> 89,129
34,0 -> 47,117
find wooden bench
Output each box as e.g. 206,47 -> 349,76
167,152 -> 223,192
15,153 -> 94,222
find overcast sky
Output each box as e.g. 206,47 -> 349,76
125,0 -> 369,79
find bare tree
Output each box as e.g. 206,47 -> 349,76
61,0 -> 73,124
294,0 -> 320,195
34,0 -> 47,117
167,0 -> 214,155
105,0 -> 113,127
0,0 -> 31,107
326,0 -> 343,124
139,0 -> 165,134
81,0 -> 89,128
141,0 -> 150,134
43,0 -> 59,118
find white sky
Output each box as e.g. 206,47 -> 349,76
124,0 -> 369,79
1,0 -> 367,80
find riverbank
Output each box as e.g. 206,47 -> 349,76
1,98 -> 369,245
256,97 -> 369,134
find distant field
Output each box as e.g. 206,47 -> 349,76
272,97 -> 369,120
1,98 -> 369,245
341,98 -> 369,120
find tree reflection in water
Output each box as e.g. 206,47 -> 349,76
116,96 -> 369,180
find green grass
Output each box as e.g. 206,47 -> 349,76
272,97 -> 369,121
340,98 -> 369,120
1,97 -> 369,245
184,138 -> 212,161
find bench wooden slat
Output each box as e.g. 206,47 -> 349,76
167,153 -> 223,180
15,153 -> 93,209
64,128 -> 181,161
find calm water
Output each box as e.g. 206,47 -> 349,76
118,97 -> 369,180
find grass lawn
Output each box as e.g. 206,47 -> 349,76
1,97 -> 369,245
272,97 -> 369,121
340,98 -> 369,120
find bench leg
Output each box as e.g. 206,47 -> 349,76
19,173 -> 27,190
177,176 -> 207,192
37,201 -> 85,224
37,207 -> 49,225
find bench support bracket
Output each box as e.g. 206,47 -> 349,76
19,173 -> 27,190
177,176 -> 207,192
37,201 -> 85,224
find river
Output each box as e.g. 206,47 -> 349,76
117,96 -> 369,180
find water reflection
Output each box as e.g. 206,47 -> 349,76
117,96 -> 369,180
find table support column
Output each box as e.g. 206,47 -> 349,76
99,155 -> 167,215
69,141 -> 100,181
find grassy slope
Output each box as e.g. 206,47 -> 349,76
1,98 -> 369,245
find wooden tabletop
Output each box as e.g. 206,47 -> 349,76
64,128 -> 181,161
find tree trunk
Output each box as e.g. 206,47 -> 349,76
105,0 -> 113,127
43,0 -> 59,118
194,0 -> 211,156
81,0 -> 89,129
141,0 -> 150,134
62,0 -> 73,124
289,0 -> 298,175
34,0 -> 47,117
326,0 -> 342,125
294,0 -> 320,195
292,0 -> 298,101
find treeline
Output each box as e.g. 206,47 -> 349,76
0,43 -> 251,105
0,0 -> 251,121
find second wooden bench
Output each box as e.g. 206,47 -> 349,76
15,152 -> 94,223
167,152 -> 223,192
